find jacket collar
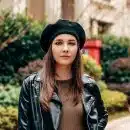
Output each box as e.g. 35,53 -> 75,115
34,70 -> 61,103
34,71 -> 42,82
34,71 -> 94,83
33,71 -> 95,102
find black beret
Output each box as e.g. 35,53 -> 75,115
40,19 -> 86,52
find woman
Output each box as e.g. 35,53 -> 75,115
18,19 -> 108,130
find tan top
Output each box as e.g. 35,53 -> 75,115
56,78 -> 86,130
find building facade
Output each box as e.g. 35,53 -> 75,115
0,0 -> 26,14
1,0 -> 130,37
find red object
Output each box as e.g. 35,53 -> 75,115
83,39 -> 102,64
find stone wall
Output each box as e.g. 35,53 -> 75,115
45,0 -> 61,23
1,0 -> 130,38
0,0 -> 26,14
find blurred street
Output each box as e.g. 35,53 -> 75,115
106,116 -> 130,130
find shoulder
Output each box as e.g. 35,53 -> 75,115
82,73 -> 99,91
22,71 -> 41,86
82,73 -> 96,84
20,72 -> 40,94
82,74 -> 101,97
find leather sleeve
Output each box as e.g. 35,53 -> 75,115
18,77 -> 31,130
91,83 -> 108,130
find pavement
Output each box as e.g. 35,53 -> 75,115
105,116 -> 130,130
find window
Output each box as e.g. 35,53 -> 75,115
98,21 -> 111,34
90,19 -> 111,35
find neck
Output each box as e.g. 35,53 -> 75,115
55,64 -> 72,80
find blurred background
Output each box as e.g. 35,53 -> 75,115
0,0 -> 130,130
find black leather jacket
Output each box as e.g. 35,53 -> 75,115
18,72 -> 108,130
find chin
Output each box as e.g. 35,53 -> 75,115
57,61 -> 72,66
59,63 -> 71,66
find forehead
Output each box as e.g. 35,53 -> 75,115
53,34 -> 77,41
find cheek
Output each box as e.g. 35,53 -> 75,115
52,48 -> 59,60
71,48 -> 78,58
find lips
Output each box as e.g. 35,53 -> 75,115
60,56 -> 70,57
60,56 -> 70,58
61,56 -> 70,57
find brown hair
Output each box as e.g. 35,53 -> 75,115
40,44 -> 83,111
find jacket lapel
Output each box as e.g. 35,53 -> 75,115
50,92 -> 62,130
35,71 -> 62,130
30,72 -> 44,130
34,72 -> 97,130
82,90 -> 95,113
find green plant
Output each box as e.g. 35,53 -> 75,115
99,34 -> 130,47
17,59 -> 44,83
0,84 -> 20,106
0,10 -> 30,50
96,80 -> 107,92
82,54 -> 103,80
0,106 -> 18,130
101,89 -> 127,112
100,34 -> 130,83
0,11 -> 46,84
108,111 -> 130,121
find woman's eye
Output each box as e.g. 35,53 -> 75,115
68,42 -> 76,45
55,42 -> 62,45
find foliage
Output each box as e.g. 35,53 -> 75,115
128,46 -> 130,56
0,11 -> 46,84
0,106 -> 18,130
96,80 -> 107,92
108,57 -> 130,83
95,78 -> 127,112
101,89 -> 127,112
82,54 -> 103,80
17,59 -> 44,83
0,84 -> 20,107
100,34 -> 130,83
110,57 -> 130,70
99,34 -> 130,47
108,111 -> 130,121
0,10 -> 30,50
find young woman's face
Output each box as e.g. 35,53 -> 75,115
51,34 -> 78,66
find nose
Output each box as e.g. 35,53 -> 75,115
63,44 -> 69,52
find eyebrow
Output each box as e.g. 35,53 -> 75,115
68,39 -> 76,41
55,39 -> 76,42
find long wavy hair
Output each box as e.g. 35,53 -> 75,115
40,44 -> 84,111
